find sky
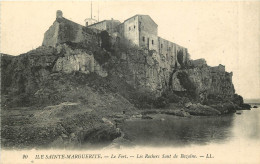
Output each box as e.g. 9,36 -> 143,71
1,1 -> 259,99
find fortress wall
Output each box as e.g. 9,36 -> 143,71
189,58 -> 207,67
139,30 -> 158,51
158,37 -> 189,68
57,18 -> 85,44
123,16 -> 139,46
42,22 -> 59,47
106,21 -> 121,34
138,15 -> 158,51
88,21 -> 107,31
43,17 -> 100,47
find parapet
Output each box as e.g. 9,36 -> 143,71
210,64 -> 225,73
188,58 -> 207,67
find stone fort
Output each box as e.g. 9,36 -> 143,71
86,13 -> 189,67
41,10 -> 232,97
43,10 -> 228,84
43,10 -> 189,68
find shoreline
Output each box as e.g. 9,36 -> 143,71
1,101 -> 254,150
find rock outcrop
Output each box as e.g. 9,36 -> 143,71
2,11 -> 240,109
186,103 -> 221,116
106,48 -> 235,103
170,65 -> 235,101
1,44 -> 108,104
53,44 -> 107,77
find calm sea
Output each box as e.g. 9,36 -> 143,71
121,107 -> 260,147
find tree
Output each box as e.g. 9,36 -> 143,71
177,50 -> 184,67
100,31 -> 111,51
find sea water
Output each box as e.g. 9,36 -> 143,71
121,107 -> 260,147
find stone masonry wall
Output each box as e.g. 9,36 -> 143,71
43,17 -> 100,47
42,22 -> 59,47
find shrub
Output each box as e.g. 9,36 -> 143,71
153,96 -> 169,108
100,31 -> 111,51
177,50 -> 184,68
176,72 -> 197,99
93,50 -> 111,65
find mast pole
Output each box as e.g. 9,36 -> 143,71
91,1 -> 92,19
98,2 -> 99,22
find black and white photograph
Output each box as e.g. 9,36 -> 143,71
0,1 -> 260,163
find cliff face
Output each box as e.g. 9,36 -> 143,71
53,44 -> 108,77
170,66 -> 235,101
1,43 -> 112,108
108,49 -> 166,95
107,47 -> 235,102
1,46 -> 57,96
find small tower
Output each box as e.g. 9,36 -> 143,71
56,10 -> 63,18
85,18 -> 97,26
84,1 -> 97,26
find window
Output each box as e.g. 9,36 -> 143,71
152,40 -> 154,45
129,27 -> 131,31
86,22 -> 89,26
134,25 -> 136,29
161,44 -> 163,48
143,37 -> 145,42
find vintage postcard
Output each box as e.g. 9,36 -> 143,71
1,1 -> 260,164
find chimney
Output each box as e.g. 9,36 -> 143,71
56,10 -> 63,18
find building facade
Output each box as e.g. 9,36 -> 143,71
86,14 -> 189,65
84,18 -> 98,26
87,19 -> 121,34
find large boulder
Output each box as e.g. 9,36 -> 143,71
81,125 -> 121,145
210,102 -> 238,114
240,103 -> 251,110
161,110 -> 190,117
186,103 -> 221,116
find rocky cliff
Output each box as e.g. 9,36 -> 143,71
1,12 -> 241,108
1,11 -> 250,149
104,47 -> 235,103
